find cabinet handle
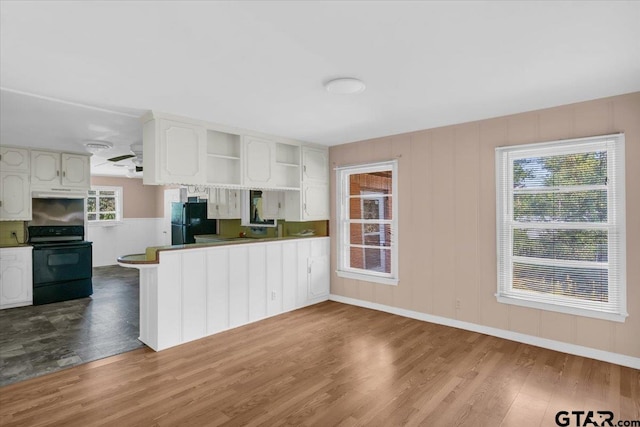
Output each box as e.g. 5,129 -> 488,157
56,170 -> 60,176
63,171 -> 66,177
303,165 -> 307,173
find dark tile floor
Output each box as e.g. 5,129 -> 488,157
0,265 -> 144,386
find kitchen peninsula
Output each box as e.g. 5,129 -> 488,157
120,110 -> 332,351
119,235 -> 329,351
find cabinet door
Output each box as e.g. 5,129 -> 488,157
307,255 -> 329,300
262,191 -> 283,219
303,184 -> 329,220
244,136 -> 275,187
61,154 -> 90,189
159,119 -> 206,184
0,172 -> 31,220
302,147 -> 328,184
31,150 -> 61,187
0,146 -> 29,172
0,249 -> 32,309
208,188 -> 241,219
218,189 -> 233,218
226,189 -> 241,218
207,188 -> 221,219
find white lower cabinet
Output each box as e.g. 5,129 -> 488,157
0,246 -> 33,309
129,237 -> 329,351
308,254 -> 330,301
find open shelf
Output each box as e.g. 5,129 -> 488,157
207,130 -> 241,185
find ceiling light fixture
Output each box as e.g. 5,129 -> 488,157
84,140 -> 113,154
324,77 -> 366,94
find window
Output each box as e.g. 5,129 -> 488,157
495,134 -> 626,322
87,186 -> 123,223
336,160 -> 398,285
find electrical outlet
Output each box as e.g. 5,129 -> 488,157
455,299 -> 461,309
271,291 -> 277,300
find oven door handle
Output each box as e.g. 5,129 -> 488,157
33,244 -> 91,250
59,244 -> 91,250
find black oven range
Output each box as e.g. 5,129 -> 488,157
29,225 -> 93,305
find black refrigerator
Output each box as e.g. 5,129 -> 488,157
171,201 -> 217,245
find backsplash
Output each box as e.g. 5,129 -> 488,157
218,219 -> 328,238
0,221 -> 26,246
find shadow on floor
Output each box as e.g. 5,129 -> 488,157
0,265 -> 144,386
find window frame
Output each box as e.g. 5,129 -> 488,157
495,134 -> 627,322
335,160 -> 398,286
87,186 -> 123,225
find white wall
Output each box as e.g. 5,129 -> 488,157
87,218 -> 164,267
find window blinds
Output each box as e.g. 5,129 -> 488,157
495,134 -> 626,322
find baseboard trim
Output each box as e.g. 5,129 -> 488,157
329,294 -> 640,370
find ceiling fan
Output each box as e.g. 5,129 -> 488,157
107,144 -> 143,172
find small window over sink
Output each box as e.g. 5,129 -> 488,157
87,186 -> 123,224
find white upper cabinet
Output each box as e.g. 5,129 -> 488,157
207,188 -> 241,219
30,150 -> 60,187
0,172 -> 31,221
141,111 -> 325,222
159,119 -> 206,184
284,145 -> 330,221
31,150 -> 90,190
302,184 -> 329,219
243,136 -> 275,188
0,146 -> 31,220
143,114 -> 206,185
61,153 -> 91,188
302,146 -> 328,184
0,146 -> 29,172
242,137 -> 300,189
261,190 -> 284,219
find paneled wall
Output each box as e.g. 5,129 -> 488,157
329,92 -> 640,359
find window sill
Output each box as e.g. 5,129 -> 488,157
336,270 -> 398,286
88,221 -> 123,228
496,294 -> 628,323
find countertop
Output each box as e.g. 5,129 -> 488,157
0,243 -> 33,249
117,234 -> 326,265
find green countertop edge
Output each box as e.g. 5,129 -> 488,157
117,235 -> 328,265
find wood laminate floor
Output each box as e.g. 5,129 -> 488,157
0,301 -> 638,426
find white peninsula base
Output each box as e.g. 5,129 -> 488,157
120,237 -> 329,351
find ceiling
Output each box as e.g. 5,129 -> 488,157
1,1 -> 639,177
